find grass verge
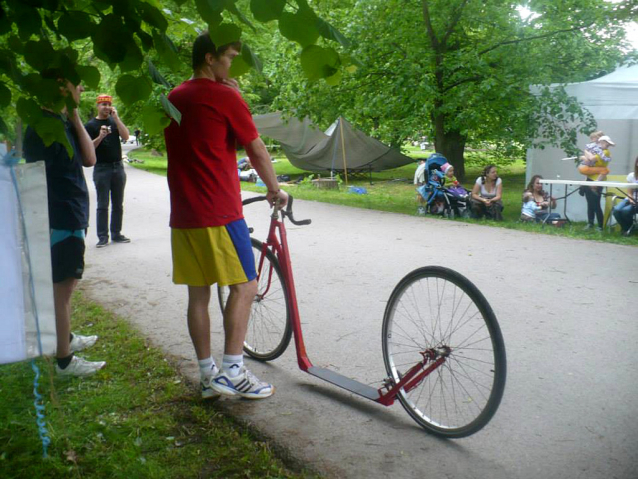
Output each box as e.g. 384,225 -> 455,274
0,293 -> 317,479
128,147 -> 637,246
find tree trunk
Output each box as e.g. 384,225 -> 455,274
435,130 -> 467,181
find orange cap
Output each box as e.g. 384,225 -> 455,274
96,94 -> 112,104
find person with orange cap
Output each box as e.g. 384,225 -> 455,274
84,94 -> 131,247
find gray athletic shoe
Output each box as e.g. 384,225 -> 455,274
201,365 -> 221,399
55,356 -> 106,377
211,367 -> 274,399
69,333 -> 98,353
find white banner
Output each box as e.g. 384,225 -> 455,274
0,162 -> 56,364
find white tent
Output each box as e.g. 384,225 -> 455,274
526,65 -> 638,221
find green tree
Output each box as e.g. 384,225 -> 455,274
0,0 -> 350,153
268,0 -> 637,180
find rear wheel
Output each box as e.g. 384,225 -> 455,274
217,238 -> 292,361
382,266 -> 506,438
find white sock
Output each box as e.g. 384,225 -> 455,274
198,357 -> 217,379
222,354 -> 243,378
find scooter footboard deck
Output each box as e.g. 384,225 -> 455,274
307,366 -> 381,401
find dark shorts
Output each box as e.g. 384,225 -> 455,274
51,229 -> 86,283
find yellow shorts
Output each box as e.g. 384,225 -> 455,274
171,219 -> 257,287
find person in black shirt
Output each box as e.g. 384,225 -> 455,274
24,79 -> 106,377
84,94 -> 131,247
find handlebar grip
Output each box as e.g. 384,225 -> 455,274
290,218 -> 312,226
242,195 -> 268,206
241,194 -> 312,226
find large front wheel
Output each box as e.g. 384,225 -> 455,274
382,266 -> 506,438
217,238 -> 292,361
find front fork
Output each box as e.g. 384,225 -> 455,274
377,346 -> 450,406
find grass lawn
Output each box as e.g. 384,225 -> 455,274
127,147 -> 637,246
0,293 -> 316,479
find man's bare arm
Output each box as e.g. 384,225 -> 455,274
245,137 -> 288,207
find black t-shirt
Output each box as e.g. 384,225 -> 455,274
84,117 -> 122,164
24,111 -> 89,230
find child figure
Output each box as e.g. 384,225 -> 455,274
578,131 -> 611,180
521,191 -> 541,222
442,163 -> 458,186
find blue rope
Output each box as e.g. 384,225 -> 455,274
31,360 -> 51,457
4,151 -> 51,458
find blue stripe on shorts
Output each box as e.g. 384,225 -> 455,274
51,229 -> 85,247
224,219 -> 257,282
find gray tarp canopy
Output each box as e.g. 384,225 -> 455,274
252,112 -> 413,172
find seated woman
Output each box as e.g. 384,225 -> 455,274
612,156 -> 638,236
470,164 -> 503,220
523,175 -> 561,223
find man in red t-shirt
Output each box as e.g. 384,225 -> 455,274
165,32 -> 288,400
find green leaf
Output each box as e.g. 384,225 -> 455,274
0,83 -> 11,107
195,0 -> 223,27
242,44 -> 262,74
92,14 -> 131,64
0,117 -> 9,136
229,54 -> 251,78
0,6 -> 11,35
300,45 -> 340,81
115,75 -> 152,106
225,1 -> 256,32
33,116 -> 70,153
160,94 -> 181,124
16,9 -> 41,41
119,42 -> 144,73
209,23 -> 242,47
76,66 -> 101,90
325,69 -> 342,86
23,40 -> 56,72
57,12 -> 94,41
153,32 -> 182,73
141,105 -> 171,135
137,30 -> 154,52
16,97 -> 43,124
138,3 -> 168,32
148,60 -> 171,88
316,18 -> 351,49
279,11 -> 319,47
8,35 -> 23,54
250,0 -> 285,22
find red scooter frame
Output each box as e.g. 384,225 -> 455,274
247,196 -> 451,408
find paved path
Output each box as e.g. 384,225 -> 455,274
81,163 -> 638,479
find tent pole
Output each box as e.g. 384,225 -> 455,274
339,119 -> 348,185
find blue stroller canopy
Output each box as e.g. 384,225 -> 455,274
425,153 -> 448,173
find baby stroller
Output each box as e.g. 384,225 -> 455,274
416,153 -> 470,218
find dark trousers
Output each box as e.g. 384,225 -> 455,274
93,162 -> 126,240
582,185 -> 603,227
470,199 -> 503,221
612,198 -> 636,232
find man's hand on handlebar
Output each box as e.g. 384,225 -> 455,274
266,189 -> 289,209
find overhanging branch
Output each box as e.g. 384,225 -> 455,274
478,22 -> 596,56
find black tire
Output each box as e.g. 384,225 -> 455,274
382,266 -> 506,438
217,238 -> 292,361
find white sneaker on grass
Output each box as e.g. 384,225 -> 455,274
55,356 -> 106,377
211,367 -> 274,399
201,365 -> 221,399
69,333 -> 98,352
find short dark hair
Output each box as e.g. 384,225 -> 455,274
192,31 -> 241,70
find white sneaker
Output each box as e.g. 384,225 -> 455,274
55,356 -> 106,377
201,365 -> 221,399
211,367 -> 274,399
69,333 -> 98,352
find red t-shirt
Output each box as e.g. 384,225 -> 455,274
165,78 -> 259,228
